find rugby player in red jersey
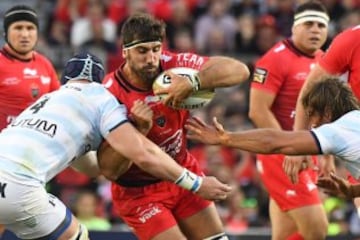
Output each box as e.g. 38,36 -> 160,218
102,13 -> 250,240
0,5 -> 59,132
248,1 -> 330,239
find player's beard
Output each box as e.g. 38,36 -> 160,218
129,63 -> 160,85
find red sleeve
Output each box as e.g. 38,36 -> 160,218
42,56 -> 60,91
160,51 -> 210,71
102,72 -> 121,98
319,29 -> 354,75
251,46 -> 286,95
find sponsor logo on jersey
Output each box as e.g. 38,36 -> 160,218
31,83 -> 40,98
286,189 -> 297,197
155,116 -> 166,127
23,68 -> 38,77
176,53 -> 204,68
294,72 -> 308,81
3,77 -> 20,85
11,118 -> 57,137
159,129 -> 183,158
40,76 -> 51,84
137,204 -> 162,223
161,54 -> 172,62
253,68 -> 268,84
274,44 -> 286,53
307,182 -> 317,192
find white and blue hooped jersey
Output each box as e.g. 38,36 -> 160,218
0,81 -> 128,185
311,110 -> 360,179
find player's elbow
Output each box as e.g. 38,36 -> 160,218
228,61 -> 250,84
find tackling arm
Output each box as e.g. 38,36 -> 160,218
186,117 -> 320,156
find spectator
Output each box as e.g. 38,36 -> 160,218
72,191 -> 112,231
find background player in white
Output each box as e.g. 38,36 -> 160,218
0,52 -> 231,240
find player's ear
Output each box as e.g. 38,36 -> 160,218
323,108 -> 332,123
122,48 -> 127,58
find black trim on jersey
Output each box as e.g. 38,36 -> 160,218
109,119 -> 129,132
310,130 -> 323,154
0,47 -> 34,62
115,178 -> 161,187
283,39 -> 316,59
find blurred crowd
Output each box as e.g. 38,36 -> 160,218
1,0 -> 359,237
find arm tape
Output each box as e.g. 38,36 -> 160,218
175,168 -> 203,192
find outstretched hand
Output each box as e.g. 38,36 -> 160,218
316,173 -> 354,199
185,117 -> 226,145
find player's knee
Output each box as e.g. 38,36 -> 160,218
69,223 -> 89,240
203,232 -> 229,240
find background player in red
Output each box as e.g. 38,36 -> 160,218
289,24 -> 360,218
248,1 -> 329,239
0,4 -> 59,237
0,5 -> 60,132
102,13 -> 250,240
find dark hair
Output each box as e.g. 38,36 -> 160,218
302,78 -> 360,122
121,13 -> 166,47
295,0 -> 328,15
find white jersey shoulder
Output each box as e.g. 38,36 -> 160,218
0,82 -> 128,184
312,110 -> 360,179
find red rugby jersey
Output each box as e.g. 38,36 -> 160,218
0,48 -> 59,130
103,50 -> 209,185
318,25 -> 360,99
251,39 -> 323,130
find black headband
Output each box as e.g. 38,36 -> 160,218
4,7 -> 39,34
123,38 -> 162,49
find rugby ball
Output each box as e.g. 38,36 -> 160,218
152,67 -> 215,110
97,140 -> 132,180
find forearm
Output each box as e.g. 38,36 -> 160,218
71,151 -> 100,178
219,129 -> 319,155
220,129 -> 280,154
250,110 -> 282,129
197,56 -> 250,89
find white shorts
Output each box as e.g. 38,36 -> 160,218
0,172 -> 72,239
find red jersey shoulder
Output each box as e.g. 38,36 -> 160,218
252,41 -> 289,84
160,50 -> 209,70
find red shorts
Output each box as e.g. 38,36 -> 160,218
257,154 -> 321,211
347,172 -> 360,184
111,155 -> 211,240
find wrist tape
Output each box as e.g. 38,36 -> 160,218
175,168 -> 203,192
186,73 -> 201,92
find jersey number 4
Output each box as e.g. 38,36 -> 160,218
29,96 -> 50,114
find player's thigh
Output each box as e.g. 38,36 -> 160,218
178,203 -> 224,240
0,178 -> 77,239
151,224 -> 186,240
269,199 -> 298,240
287,203 -> 328,239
